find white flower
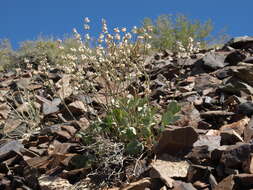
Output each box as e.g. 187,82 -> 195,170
114,27 -> 120,33
97,38 -> 104,43
84,24 -> 90,30
101,18 -> 106,25
121,27 -> 127,32
24,58 -> 29,63
73,28 -> 78,33
84,17 -> 90,23
85,33 -> 90,40
106,34 -> 113,40
102,25 -> 108,33
99,34 -> 104,39
147,26 -> 153,32
132,26 -> 138,34
70,48 -> 77,52
81,54 -> 87,60
146,43 -> 152,49
137,35 -> 144,39
125,33 -> 132,39
115,33 -> 121,41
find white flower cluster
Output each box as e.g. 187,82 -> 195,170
176,37 -> 201,58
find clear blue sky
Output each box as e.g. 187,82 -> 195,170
1,0 -> 252,49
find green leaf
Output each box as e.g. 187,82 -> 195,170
125,140 -> 144,155
167,102 -> 181,115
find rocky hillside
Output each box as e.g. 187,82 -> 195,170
1,36 -> 253,189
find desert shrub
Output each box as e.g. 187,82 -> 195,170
0,39 -> 15,71
141,14 -> 213,51
17,38 -> 66,70
90,98 -> 181,155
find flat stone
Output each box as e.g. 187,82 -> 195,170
154,127 -> 199,155
172,181 -> 197,190
193,135 -> 221,151
213,175 -> 234,190
201,52 -> 228,71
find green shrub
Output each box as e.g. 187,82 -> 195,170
0,39 -> 15,71
141,14 -> 213,51
92,97 -> 181,155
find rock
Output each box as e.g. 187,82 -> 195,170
172,181 -> 197,190
193,181 -> 209,189
39,175 -> 73,190
211,145 -> 228,163
3,119 -> 22,134
42,98 -> 61,115
68,101 -> 87,114
220,77 -> 253,95
242,153 -> 253,174
187,165 -> 211,184
220,143 -> 253,168
233,173 -> 253,189
224,50 -> 246,65
0,140 -> 24,155
0,103 -> 11,120
16,102 -> 41,114
194,74 -> 222,93
174,103 -> 201,128
193,135 -> 221,151
244,56 -> 253,63
237,102 -> 253,116
220,129 -> 244,145
154,127 -> 199,155
56,75 -> 73,99
213,175 -> 234,190
224,36 -> 253,50
150,157 -> 190,179
185,145 -> 210,165
120,178 -> 153,190
233,64 -> 253,86
244,116 -> 253,143
220,117 -> 250,136
41,124 -> 76,140
209,174 -> 218,189
200,52 -> 228,71
11,78 -> 31,90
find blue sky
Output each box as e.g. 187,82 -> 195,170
1,0 -> 252,49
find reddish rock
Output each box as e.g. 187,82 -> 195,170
154,126 -> 199,155
213,175 -> 234,190
242,153 -> 253,173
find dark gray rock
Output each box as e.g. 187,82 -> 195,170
224,36 -> 253,50
42,98 -> 61,115
237,102 -> 253,116
201,52 -> 228,71
224,50 -> 246,65
0,140 -> 24,155
220,129 -> 244,145
220,143 -> 253,168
